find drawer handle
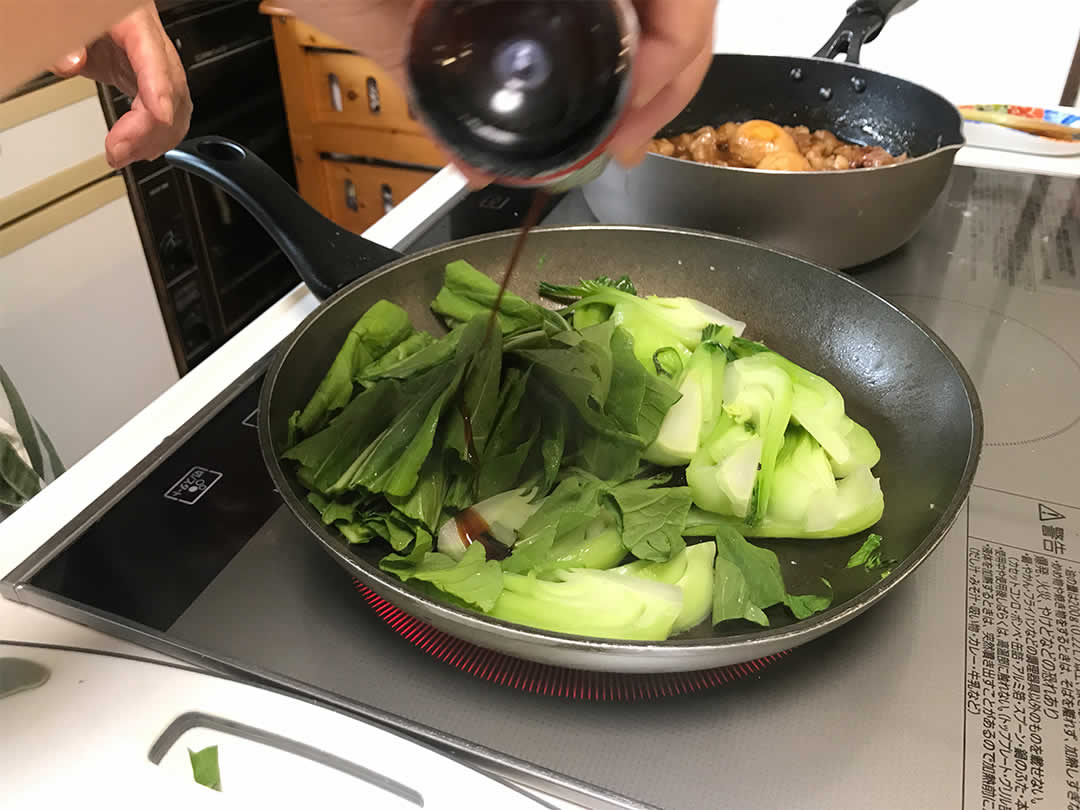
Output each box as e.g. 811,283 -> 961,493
344,178 -> 358,211
366,77 -> 381,115
328,72 -> 343,112
381,183 -> 394,215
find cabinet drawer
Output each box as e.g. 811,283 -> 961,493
313,124 -> 445,169
0,176 -> 178,464
291,18 -> 351,51
322,161 -> 435,233
306,51 -> 425,135
0,78 -> 109,220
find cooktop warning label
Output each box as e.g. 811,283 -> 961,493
965,487 -> 1080,810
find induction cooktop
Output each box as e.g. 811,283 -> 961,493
5,167 -> 1080,810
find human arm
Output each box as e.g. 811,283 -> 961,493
1,0 -> 714,174
1,1 -> 191,169
0,0 -> 145,97
50,4 -> 192,168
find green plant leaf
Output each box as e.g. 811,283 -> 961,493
381,538 -> 503,611
611,479 -> 692,562
188,745 -> 221,791
293,300 -> 413,437
711,526 -> 832,627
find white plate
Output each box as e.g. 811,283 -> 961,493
960,104 -> 1080,157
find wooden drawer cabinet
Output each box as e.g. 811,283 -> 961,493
313,124 -> 446,168
259,3 -> 446,234
306,51 -> 426,136
323,161 -> 435,233
290,18 -> 350,51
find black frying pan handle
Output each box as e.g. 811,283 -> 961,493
814,0 -> 905,64
165,136 -> 403,301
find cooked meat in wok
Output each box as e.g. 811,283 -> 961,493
649,119 -> 909,171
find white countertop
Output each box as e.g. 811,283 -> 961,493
1,139 -> 1078,808
0,639 -> 570,809
955,139 -> 1080,176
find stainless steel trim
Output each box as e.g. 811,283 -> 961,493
148,711 -> 425,806
6,583 -> 648,810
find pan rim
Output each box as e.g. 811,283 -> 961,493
641,141 -> 964,176
258,223 -> 984,662
646,52 -> 967,174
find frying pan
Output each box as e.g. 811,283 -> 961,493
164,135 -> 982,674
581,0 -> 966,269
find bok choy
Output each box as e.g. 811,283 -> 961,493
280,260 -> 885,642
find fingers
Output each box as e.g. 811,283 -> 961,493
53,35 -> 138,96
625,0 -> 715,113
50,48 -> 88,78
614,141 -> 651,170
85,35 -> 139,98
610,39 -> 713,168
608,0 -> 716,167
105,83 -> 190,168
104,4 -> 192,167
112,6 -> 176,129
104,98 -> 153,167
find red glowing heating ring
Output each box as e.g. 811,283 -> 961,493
354,581 -> 788,701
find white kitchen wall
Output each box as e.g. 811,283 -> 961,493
712,0 -> 1080,108
2,77 -> 180,471
0,187 -> 179,467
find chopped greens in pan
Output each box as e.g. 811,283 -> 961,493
282,260 -> 886,641
846,533 -> 896,580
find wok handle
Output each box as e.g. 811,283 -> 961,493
165,136 -> 403,301
813,0 -> 905,64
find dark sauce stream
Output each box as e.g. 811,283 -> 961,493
455,507 -> 511,561
485,188 -> 551,341
460,188 -> 552,470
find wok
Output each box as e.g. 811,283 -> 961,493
582,0 -> 966,269
165,136 -> 981,674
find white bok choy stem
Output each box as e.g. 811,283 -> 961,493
437,487 -> 542,561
